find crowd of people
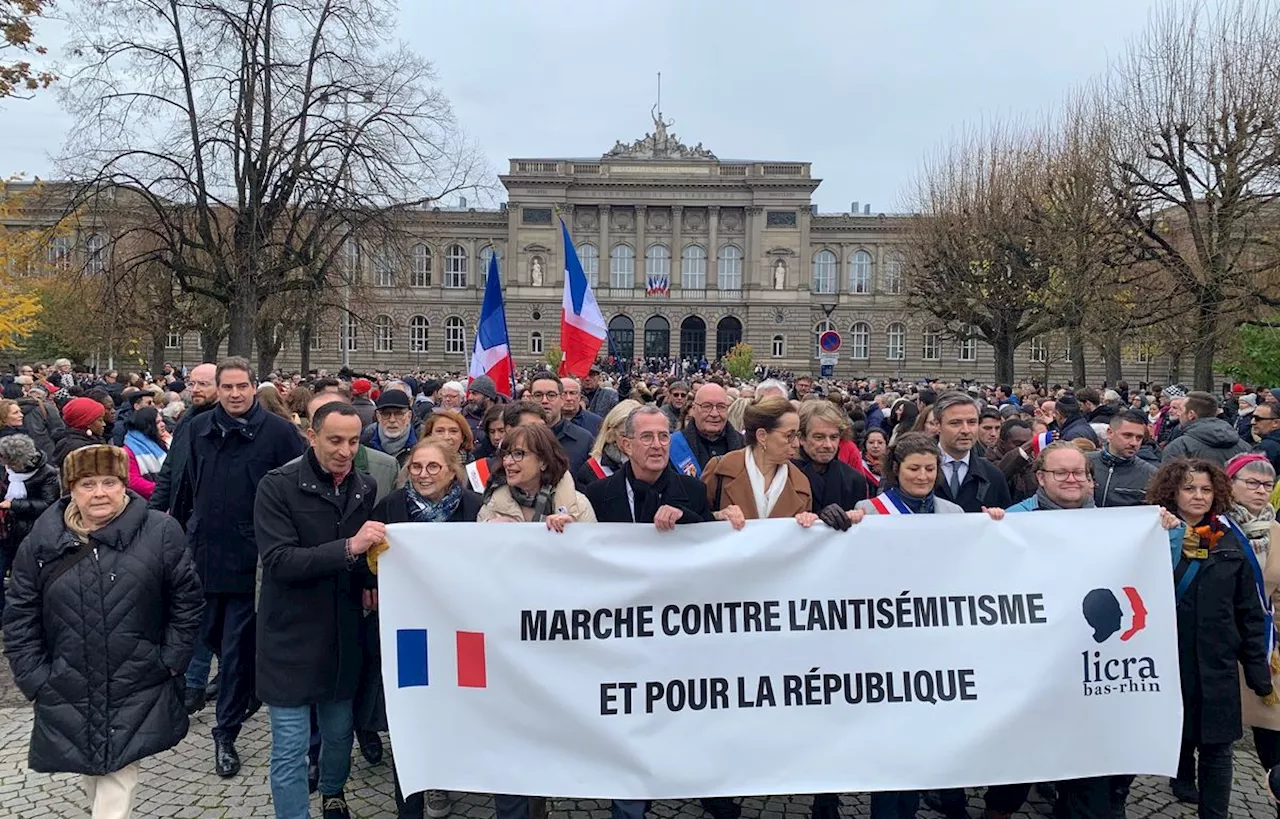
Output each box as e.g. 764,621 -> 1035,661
2,355 -> 1280,819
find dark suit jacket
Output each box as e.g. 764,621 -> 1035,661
584,465 -> 712,524
935,452 -> 1013,513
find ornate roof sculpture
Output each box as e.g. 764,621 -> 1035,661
603,105 -> 717,161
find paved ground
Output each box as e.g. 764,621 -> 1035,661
1,657 -> 1277,818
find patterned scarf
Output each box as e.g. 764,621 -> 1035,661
1182,516 -> 1226,560
406,481 -> 463,523
1230,502 -> 1277,559
509,483 -> 555,522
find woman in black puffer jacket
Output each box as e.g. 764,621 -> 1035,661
1,445 -> 203,817
0,434 -> 61,617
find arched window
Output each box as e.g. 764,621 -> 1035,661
772,335 -> 785,358
341,314 -> 358,352
374,315 -> 394,352
578,242 -> 599,287
643,315 -> 670,359
922,326 -> 941,361
445,244 -> 467,288
849,250 -> 872,294
680,316 -> 706,361
883,252 -> 903,294
646,244 -> 670,293
411,244 -> 431,287
716,316 -> 743,359
886,322 -> 906,361
812,249 -> 836,294
373,248 -> 395,288
610,244 -> 635,289
608,315 -> 634,361
849,322 -> 870,360
718,245 -> 743,291
682,245 -> 707,290
445,316 -> 466,354
85,234 -> 107,275
409,315 -> 429,352
530,331 -> 543,355
479,245 -> 499,285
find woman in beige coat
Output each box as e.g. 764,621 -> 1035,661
1229,454 -> 1280,792
477,422 -> 596,529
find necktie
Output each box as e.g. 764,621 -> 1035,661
949,460 -> 963,497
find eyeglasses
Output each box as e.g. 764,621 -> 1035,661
694,402 -> 730,413
1235,477 -> 1277,492
669,392 -> 688,399
629,431 -> 671,446
1254,416 -> 1278,424
408,462 -> 445,477
774,430 -> 800,442
530,391 -> 560,400
1038,469 -> 1090,482
500,448 -> 529,462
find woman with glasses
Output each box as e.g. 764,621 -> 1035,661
1148,457 -> 1273,819
576,399 -> 640,488
367,438 -> 479,819
477,422 -> 595,529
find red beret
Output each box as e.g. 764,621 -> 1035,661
62,397 -> 106,430
352,378 -> 373,396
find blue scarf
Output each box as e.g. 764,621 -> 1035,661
406,481 -> 462,523
124,429 -> 167,477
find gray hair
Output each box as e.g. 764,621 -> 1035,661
623,404 -> 668,438
0,433 -> 39,470
1103,389 -> 1121,405
441,380 -> 465,396
756,379 -> 788,401
1232,455 -> 1277,480
933,391 -> 980,422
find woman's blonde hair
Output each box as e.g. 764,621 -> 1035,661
397,438 -> 467,490
726,397 -> 750,433
591,399 -> 641,459
422,409 -> 475,454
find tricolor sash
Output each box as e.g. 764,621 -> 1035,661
868,489 -> 912,516
586,457 -> 613,480
669,431 -> 701,478
466,458 -> 492,493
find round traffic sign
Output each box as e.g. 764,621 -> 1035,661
819,330 -> 842,353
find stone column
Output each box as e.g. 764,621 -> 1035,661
798,206 -> 811,291
838,243 -> 848,293
635,205 -> 647,293
599,205 -> 611,289
506,205 -> 520,285
671,205 -> 684,289
746,207 -> 763,289
708,206 -> 720,291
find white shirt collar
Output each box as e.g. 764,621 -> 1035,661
942,450 -> 971,467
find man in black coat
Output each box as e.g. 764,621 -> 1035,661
182,358 -> 305,778
793,402 -> 871,518
671,383 -> 743,475
528,371 -> 592,473
932,392 -> 1012,513
255,401 -> 382,819
149,362 -> 218,520
583,404 -> 711,527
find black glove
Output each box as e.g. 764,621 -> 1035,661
819,504 -> 851,531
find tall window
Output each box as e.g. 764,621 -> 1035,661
343,240 -> 361,281
343,314 -> 358,351
48,237 -> 71,272
849,250 -> 872,294
923,326 -> 941,361
1135,343 -> 1152,364
772,335 -> 785,358
645,244 -> 670,288
850,322 -> 870,360
1029,337 -> 1046,363
165,331 -> 182,348
310,331 -> 322,351
958,327 -> 977,362
445,316 -> 465,354
610,244 -> 635,288
85,234 -> 106,275
682,244 -> 707,290
479,245 -> 499,284
578,243 -> 599,287
373,249 -> 395,287
409,316 -> 429,352
445,244 -> 467,288
886,322 -> 905,361
812,249 -> 837,294
374,315 -> 394,352
530,331 -> 543,355
1064,344 -> 1074,363
883,252 -> 903,294
718,245 -> 743,291
411,244 -> 431,287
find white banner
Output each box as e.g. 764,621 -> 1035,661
379,508 -> 1181,800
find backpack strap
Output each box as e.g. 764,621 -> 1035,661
37,539 -> 95,594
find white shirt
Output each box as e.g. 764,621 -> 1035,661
942,451 -> 971,490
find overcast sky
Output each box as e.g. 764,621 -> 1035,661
3,0 -> 1163,213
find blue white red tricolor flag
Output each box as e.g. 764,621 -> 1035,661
468,253 -> 514,396
1030,431 -> 1054,455
559,218 -> 607,378
646,271 -> 670,297
396,628 -> 487,689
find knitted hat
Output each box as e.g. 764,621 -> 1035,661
1232,383 -> 1246,394
62,396 -> 106,431
1162,385 -> 1187,399
467,375 -> 499,401
61,444 -> 128,493
1056,394 -> 1080,414
351,378 -> 373,396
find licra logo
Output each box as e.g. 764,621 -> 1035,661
1080,587 -> 1159,696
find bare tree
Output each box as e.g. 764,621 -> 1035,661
56,0 -> 485,364
1101,0 -> 1280,390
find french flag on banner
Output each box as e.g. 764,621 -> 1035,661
558,217 -> 607,378
396,629 -> 487,689
468,253 -> 514,396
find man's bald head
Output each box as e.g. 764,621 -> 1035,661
690,383 -> 730,437
308,391 -> 351,424
187,363 -> 218,407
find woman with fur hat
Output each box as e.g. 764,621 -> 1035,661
2,444 -> 203,819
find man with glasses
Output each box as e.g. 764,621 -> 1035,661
528,371 -> 592,472
1253,404 -> 1280,473
362,390 -> 417,467
660,380 -> 690,431
561,376 -> 603,437
669,382 -> 742,477
1087,410 -> 1158,507
584,404 -> 711,527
